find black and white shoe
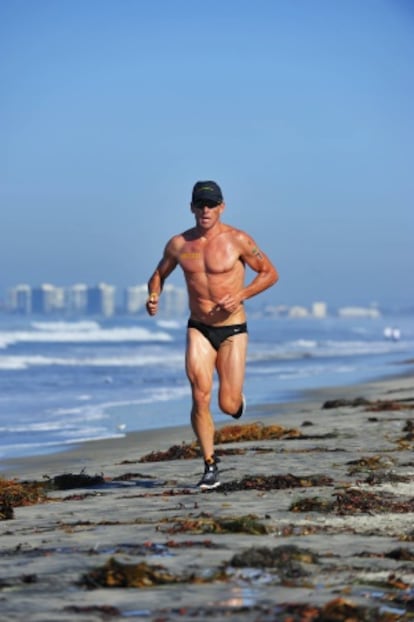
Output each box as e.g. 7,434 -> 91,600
197,461 -> 220,490
231,394 -> 246,420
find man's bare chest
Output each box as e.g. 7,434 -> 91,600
177,239 -> 237,275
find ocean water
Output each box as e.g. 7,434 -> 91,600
0,313 -> 412,462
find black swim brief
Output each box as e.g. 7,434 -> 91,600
187,319 -> 248,351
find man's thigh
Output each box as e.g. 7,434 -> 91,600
185,327 -> 217,389
216,333 -> 248,393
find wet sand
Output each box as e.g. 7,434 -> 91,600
1,374 -> 413,621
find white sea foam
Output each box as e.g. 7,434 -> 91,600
156,319 -> 183,329
0,407 -> 109,433
0,351 -> 184,370
31,320 -> 101,332
0,325 -> 173,349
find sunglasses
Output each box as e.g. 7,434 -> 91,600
192,199 -> 221,210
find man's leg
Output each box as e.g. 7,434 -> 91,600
185,327 -> 217,462
216,333 -> 248,416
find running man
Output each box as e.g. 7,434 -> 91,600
146,180 -> 278,488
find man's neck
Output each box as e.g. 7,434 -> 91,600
195,221 -> 223,240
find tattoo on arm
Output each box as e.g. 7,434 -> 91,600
252,246 -> 264,260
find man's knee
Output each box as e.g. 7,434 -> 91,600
219,393 -> 241,416
192,386 -> 212,410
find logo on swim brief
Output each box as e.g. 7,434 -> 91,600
233,327 -> 241,333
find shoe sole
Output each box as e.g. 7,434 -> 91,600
199,481 -> 221,490
231,394 -> 246,420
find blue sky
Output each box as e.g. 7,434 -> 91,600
1,0 -> 413,310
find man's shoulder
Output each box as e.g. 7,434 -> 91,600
222,223 -> 250,242
167,228 -> 197,249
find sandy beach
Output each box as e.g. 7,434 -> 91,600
1,373 -> 413,621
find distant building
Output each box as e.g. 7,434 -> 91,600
87,283 -> 116,317
124,285 -> 148,314
288,305 -> 310,318
338,306 -> 381,319
32,284 -> 64,314
7,284 -> 32,314
161,284 -> 187,317
312,301 -> 327,318
65,284 -> 88,314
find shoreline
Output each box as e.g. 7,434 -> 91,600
1,371 -> 413,620
2,368 -> 412,480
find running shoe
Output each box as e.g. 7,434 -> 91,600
197,461 -> 220,490
232,394 -> 246,419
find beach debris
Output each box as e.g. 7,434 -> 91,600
399,529 -> 414,542
323,397 -> 371,409
301,597 -> 402,621
69,598 -> 412,620
290,488 -> 414,515
218,472 -> 334,493
323,397 -> 414,411
112,471 -> 156,481
0,477 -> 48,517
139,441 -> 200,462
290,496 -> 334,513
138,423 -> 303,463
401,419 -> 414,441
79,556 -> 223,588
158,512 -> 269,535
0,504 -> 14,520
229,544 -> 319,581
359,547 -> 414,562
164,538 -> 219,549
64,604 -> 120,617
346,454 -> 396,474
364,471 -> 412,485
214,421 -> 302,443
367,400 -> 414,412
79,557 -> 181,588
335,489 -> 412,515
50,472 -> 106,490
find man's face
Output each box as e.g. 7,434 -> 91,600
191,200 -> 224,229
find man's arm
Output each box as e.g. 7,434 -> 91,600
146,240 -> 179,316
240,233 -> 279,300
217,232 -> 278,314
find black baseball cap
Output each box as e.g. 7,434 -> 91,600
191,181 -> 223,204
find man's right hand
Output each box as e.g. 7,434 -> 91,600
146,293 -> 159,316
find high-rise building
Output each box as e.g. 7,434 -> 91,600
162,284 -> 187,317
31,284 -> 63,314
124,285 -> 148,314
65,284 -> 88,314
312,301 -> 327,318
7,284 -> 32,314
87,283 -> 115,316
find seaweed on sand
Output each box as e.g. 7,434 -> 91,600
346,455 -> 396,475
229,544 -> 319,581
138,422 -> 302,463
79,557 -> 184,588
290,488 -> 414,515
218,472 -> 334,493
158,512 -> 269,535
323,397 -> 414,411
359,547 -> 414,561
139,441 -> 200,462
79,557 -> 224,588
49,472 -> 106,490
401,419 -> 414,441
214,422 -> 302,443
0,477 -> 48,519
